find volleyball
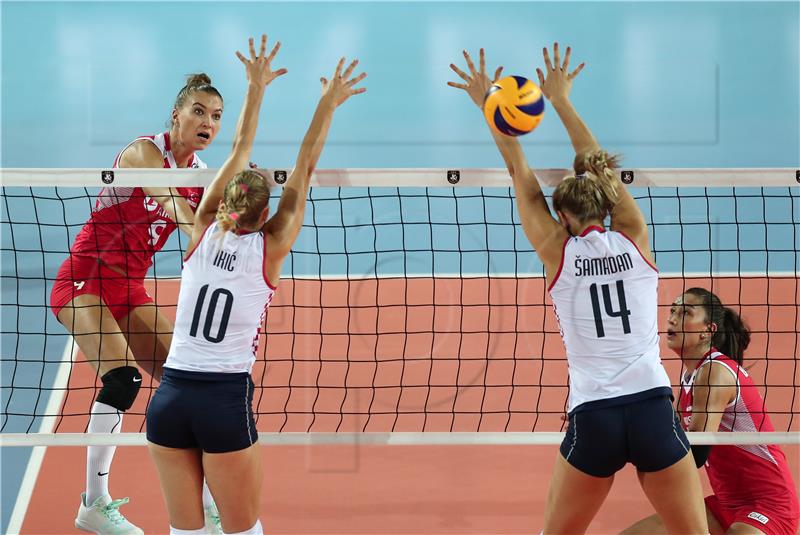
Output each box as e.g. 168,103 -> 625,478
483,76 -> 545,136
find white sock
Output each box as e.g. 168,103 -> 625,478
202,480 -> 214,508
170,527 -> 206,535
223,519 -> 263,535
85,401 -> 122,504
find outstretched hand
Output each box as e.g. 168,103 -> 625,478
321,58 -> 367,107
235,34 -> 288,88
536,42 -> 584,102
448,48 -> 504,109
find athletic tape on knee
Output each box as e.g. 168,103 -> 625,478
96,366 -> 141,411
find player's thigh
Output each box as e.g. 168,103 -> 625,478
546,407 -> 626,533
618,513 -> 668,535
637,453 -> 708,535
203,444 -> 262,533
544,453 -> 615,535
630,396 -> 707,534
196,372 -> 260,532
120,303 -> 174,380
57,294 -> 135,376
147,442 -> 205,531
726,523 -> 767,535
618,504 -> 727,535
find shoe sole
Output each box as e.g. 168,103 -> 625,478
75,519 -> 142,535
74,519 -> 100,534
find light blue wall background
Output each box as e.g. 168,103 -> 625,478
1,3 -> 798,532
2,1 -> 799,168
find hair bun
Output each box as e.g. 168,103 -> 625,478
589,152 -> 606,168
587,150 -> 618,171
185,73 -> 212,88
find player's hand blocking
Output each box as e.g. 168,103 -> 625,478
448,48 -> 504,110
320,57 -> 367,107
235,34 -> 288,88
536,42 -> 585,103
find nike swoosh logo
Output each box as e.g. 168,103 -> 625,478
133,378 -> 142,383
97,472 -> 109,477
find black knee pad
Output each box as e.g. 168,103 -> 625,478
97,366 -> 142,411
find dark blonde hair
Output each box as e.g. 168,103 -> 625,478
216,170 -> 271,233
171,73 -> 223,126
552,150 -> 621,224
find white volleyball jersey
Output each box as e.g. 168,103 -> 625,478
548,226 -> 670,412
166,222 -> 275,373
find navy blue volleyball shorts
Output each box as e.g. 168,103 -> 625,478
146,367 -> 258,453
560,389 -> 690,478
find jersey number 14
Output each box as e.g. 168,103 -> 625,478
589,281 -> 631,338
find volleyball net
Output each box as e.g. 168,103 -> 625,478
1,168 -> 798,446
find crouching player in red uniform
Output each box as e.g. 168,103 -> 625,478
622,288 -> 799,535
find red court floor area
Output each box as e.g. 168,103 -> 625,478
19,276 -> 800,534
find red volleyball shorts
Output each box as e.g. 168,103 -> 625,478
50,255 -> 153,322
706,495 -> 799,535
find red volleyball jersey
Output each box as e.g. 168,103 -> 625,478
70,132 -> 205,278
678,349 -> 799,512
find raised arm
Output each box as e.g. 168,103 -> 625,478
117,142 -> 196,237
264,58 -> 366,261
538,43 -> 650,253
448,49 -> 566,270
536,44 -> 595,156
192,34 -> 286,240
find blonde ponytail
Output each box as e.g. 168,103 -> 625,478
216,209 -> 241,233
214,170 -> 271,234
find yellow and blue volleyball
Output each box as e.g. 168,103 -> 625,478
483,76 -> 545,136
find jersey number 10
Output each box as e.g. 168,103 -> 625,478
589,281 -> 631,338
190,284 -> 234,343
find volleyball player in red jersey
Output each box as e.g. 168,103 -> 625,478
49,66 -> 230,534
623,288 -> 799,535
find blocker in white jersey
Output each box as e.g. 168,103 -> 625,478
453,43 -> 707,534
146,41 -> 365,535
548,225 -> 686,480
548,225 -> 671,413
166,221 -> 275,374
146,220 -> 275,453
